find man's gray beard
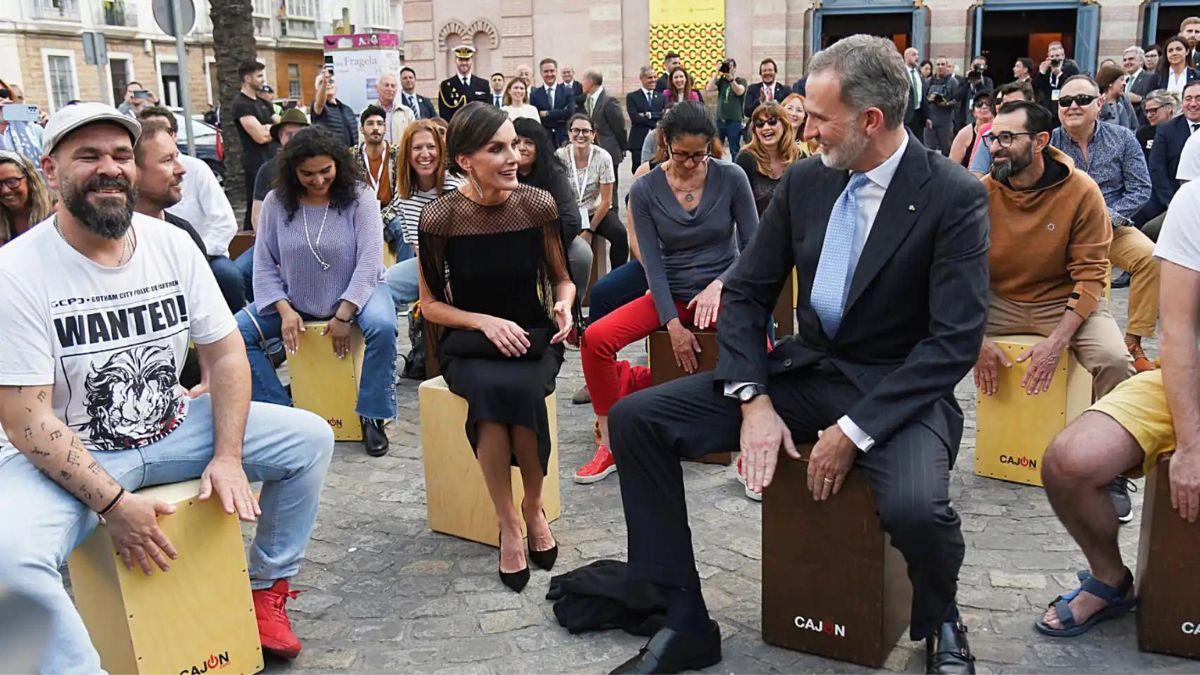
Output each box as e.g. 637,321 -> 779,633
61,174 -> 136,239
819,126 -> 870,172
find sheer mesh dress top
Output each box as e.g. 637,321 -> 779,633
417,184 -> 570,471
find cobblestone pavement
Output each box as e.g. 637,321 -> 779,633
253,284 -> 1200,675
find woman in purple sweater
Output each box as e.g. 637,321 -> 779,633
237,126 -> 397,456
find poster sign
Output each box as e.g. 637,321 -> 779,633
323,32 -> 401,114
648,0 -> 726,77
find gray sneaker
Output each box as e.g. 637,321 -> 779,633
571,385 -> 591,405
1106,477 -> 1137,524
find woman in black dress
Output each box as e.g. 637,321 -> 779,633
418,103 -> 575,592
734,102 -> 804,216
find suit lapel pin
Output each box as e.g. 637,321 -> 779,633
908,204 -> 916,212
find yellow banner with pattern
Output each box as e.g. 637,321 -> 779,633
649,0 -> 726,78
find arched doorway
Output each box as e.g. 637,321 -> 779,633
970,0 -> 1101,82
809,0 -> 930,57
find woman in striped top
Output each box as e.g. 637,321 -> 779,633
384,120 -> 463,309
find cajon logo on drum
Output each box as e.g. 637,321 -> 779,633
1000,454 -> 1038,470
179,651 -> 230,675
1183,621 -> 1200,635
327,417 -> 344,429
793,615 -> 846,637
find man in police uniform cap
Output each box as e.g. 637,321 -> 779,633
439,43 -> 491,120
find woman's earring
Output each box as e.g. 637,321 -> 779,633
467,170 -> 484,198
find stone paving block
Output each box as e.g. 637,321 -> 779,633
989,570 -> 1047,589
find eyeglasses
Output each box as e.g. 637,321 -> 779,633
0,176 -> 26,190
982,131 -> 1037,148
1057,94 -> 1098,109
668,148 -> 711,165
1144,105 -> 1164,116
569,128 -> 594,136
753,117 -> 780,129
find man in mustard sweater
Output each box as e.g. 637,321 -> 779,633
974,100 -> 1135,404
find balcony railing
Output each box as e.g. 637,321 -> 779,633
98,0 -> 138,28
32,0 -> 81,21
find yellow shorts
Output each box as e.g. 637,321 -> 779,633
1088,369 -> 1175,477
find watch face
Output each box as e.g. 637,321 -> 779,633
739,387 -> 755,402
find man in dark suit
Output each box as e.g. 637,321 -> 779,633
582,69 -> 628,167
903,47 -> 926,139
743,58 -> 789,119
607,35 -> 986,675
438,44 -> 491,120
530,58 -> 575,146
627,65 -> 665,168
1123,45 -> 1155,125
655,52 -> 682,94
562,65 -> 585,104
399,67 -> 436,120
1137,80 -> 1200,225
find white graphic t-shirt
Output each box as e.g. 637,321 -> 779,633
0,214 -> 237,459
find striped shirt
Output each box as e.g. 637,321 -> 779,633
398,176 -> 463,245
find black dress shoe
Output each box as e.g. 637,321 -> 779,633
926,619 -> 975,674
528,508 -> 558,571
498,529 -> 529,592
610,621 -> 722,674
361,417 -> 389,457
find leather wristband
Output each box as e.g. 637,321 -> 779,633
98,487 -> 126,516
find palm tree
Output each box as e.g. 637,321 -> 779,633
208,0 -> 257,225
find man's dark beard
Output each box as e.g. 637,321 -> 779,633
989,144 -> 1034,183
60,174 -> 136,239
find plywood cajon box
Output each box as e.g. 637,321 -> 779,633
1137,455 -> 1200,660
289,321 -> 365,442
68,480 -> 263,675
975,335 -> 1092,486
647,329 -> 731,465
419,376 -> 561,547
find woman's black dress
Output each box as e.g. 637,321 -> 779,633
418,185 -> 567,473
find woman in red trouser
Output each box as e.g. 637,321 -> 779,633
575,101 -> 759,483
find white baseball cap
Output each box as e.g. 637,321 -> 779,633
41,102 -> 141,158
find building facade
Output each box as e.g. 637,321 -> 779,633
0,0 -> 401,114
402,0 -> 1199,99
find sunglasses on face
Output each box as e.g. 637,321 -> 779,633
1144,105 -> 1164,116
1057,94 -> 1098,109
0,176 -> 25,190
753,117 -> 780,129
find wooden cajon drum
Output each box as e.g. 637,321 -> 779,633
383,246 -> 397,269
68,480 -> 263,675
1137,455 -> 1200,659
585,235 -> 609,305
773,268 -> 798,338
647,329 -> 731,465
289,321 -> 366,441
762,447 -> 913,668
974,335 -> 1092,486
228,231 -> 255,260
419,376 -> 561,547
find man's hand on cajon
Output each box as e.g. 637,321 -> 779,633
101,494 -> 179,575
808,425 -> 857,501
739,396 -> 799,495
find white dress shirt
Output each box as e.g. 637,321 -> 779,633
167,153 -> 237,257
726,133 -> 910,452
1167,68 -> 1190,96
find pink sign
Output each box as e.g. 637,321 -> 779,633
323,33 -> 399,50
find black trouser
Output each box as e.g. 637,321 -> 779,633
589,209 -> 629,269
609,365 -> 965,641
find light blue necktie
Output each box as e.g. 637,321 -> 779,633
810,172 -> 871,338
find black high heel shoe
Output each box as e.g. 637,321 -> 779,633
497,529 -> 529,592
527,508 -> 558,571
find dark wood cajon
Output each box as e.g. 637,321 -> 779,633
1136,454 -> 1200,660
585,235 -> 609,305
228,231 -> 255,260
774,270 -> 796,338
763,447 -> 913,668
647,330 -> 732,465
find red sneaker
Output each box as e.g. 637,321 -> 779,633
574,445 -> 617,484
252,579 -> 302,659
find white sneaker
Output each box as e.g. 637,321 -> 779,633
735,456 -> 762,502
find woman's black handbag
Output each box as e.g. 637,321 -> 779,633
441,327 -> 552,361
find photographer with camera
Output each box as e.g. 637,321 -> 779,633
706,58 -> 748,158
956,55 -> 994,130
1034,41 -> 1080,117
0,84 -> 44,165
924,56 -> 961,156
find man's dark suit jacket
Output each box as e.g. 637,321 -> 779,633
792,77 -> 807,96
404,92 -> 436,120
626,88 -> 665,157
743,81 -> 791,118
713,134 -> 991,453
1032,62 -> 1080,107
531,82 -> 576,146
590,91 -> 628,166
566,79 -> 584,105
1141,114 -> 1196,220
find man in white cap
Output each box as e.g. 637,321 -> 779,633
0,103 -> 334,671
439,42 -> 491,120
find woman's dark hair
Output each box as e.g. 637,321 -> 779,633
512,117 -> 566,189
275,125 -> 361,221
1016,57 -> 1035,75
1158,35 -> 1191,81
567,113 -> 593,132
919,59 -> 933,74
657,100 -> 716,146
444,102 -> 509,176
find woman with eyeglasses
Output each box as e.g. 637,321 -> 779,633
237,126 -> 398,457
556,114 -> 629,273
950,93 -> 995,168
0,151 -> 53,246
1096,64 -> 1138,131
574,101 -> 757,484
664,67 -> 702,109
1152,35 -> 1200,96
418,103 -> 573,592
735,102 -> 804,216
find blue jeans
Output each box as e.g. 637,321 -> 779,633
235,244 -> 256,303
0,395 -> 334,674
589,260 -> 648,323
208,255 -> 246,313
237,284 -> 398,420
386,256 -> 420,308
718,119 -> 743,159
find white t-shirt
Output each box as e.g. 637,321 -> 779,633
0,213 -> 237,459
1155,181 -> 1200,273
1177,130 -> 1200,183
168,153 -> 238,257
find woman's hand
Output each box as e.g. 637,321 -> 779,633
666,318 -> 701,373
550,301 -> 573,344
479,316 -> 531,357
687,279 -> 723,330
322,318 -> 351,358
278,304 -> 305,354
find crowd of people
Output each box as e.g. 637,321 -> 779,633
1,16 -> 1200,675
